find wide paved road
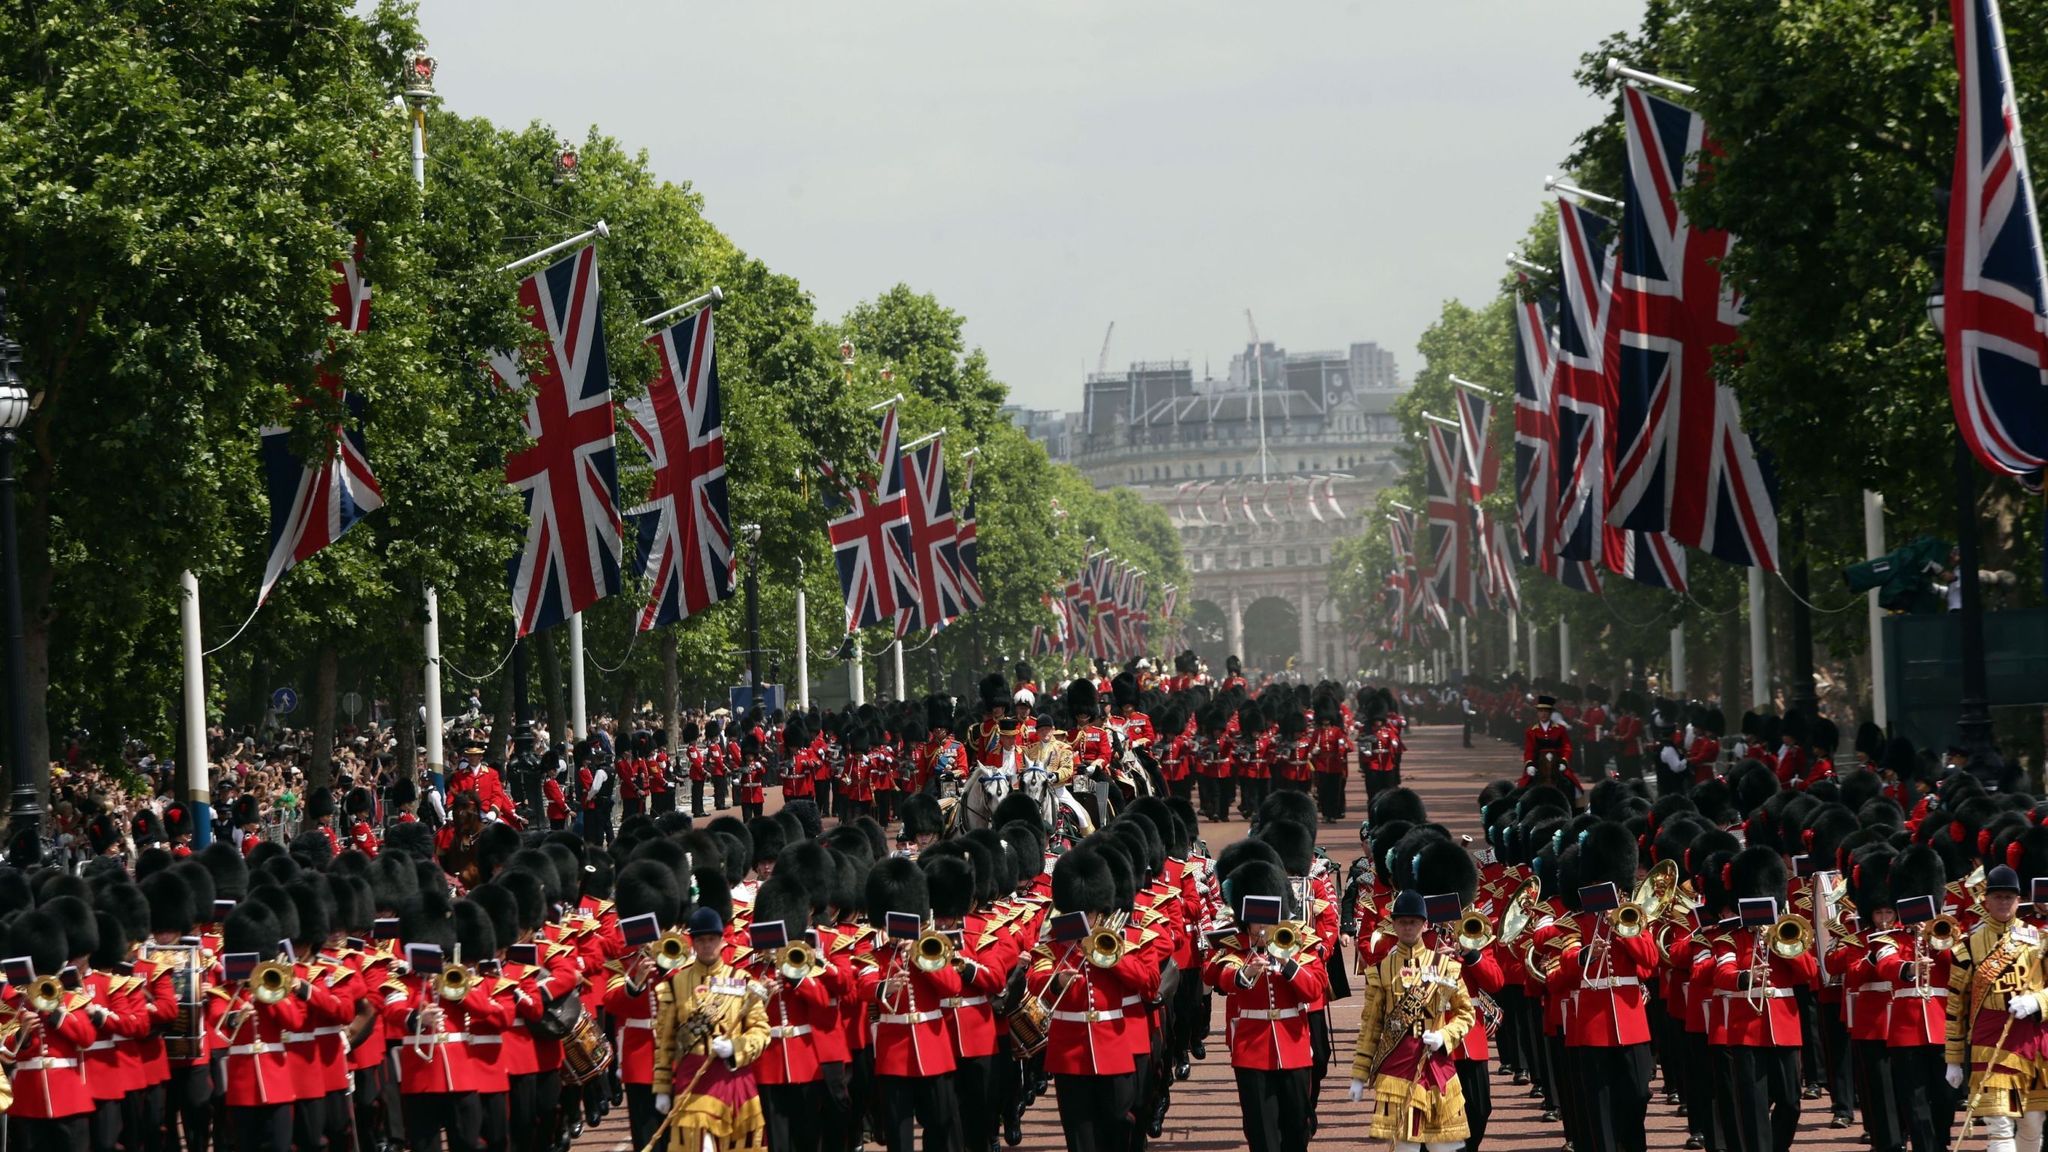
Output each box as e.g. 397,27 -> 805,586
575,724 -> 1868,1152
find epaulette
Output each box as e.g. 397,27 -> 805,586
206,985 -> 234,1003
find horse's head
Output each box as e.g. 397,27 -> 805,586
977,765 -> 1011,804
1019,760 -> 1051,801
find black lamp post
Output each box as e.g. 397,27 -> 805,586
0,291 -> 38,842
1927,286 -> 1996,757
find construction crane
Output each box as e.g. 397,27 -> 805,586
1097,321 -> 1115,375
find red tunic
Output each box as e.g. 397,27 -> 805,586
4,987 -> 102,1119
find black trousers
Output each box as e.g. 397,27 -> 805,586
818,1062 -> 855,1152
478,1089 -> 511,1151
1457,1058 -> 1493,1152
818,779 -> 836,819
1819,1001 -> 1855,1121
1216,777 -> 1236,821
1548,1032 -> 1583,1147
1575,1042 -> 1652,1152
1857,1039 -> 1903,1152
1364,770 -> 1399,804
652,789 -> 675,814
1234,1066 -> 1311,1152
1681,1026 -> 1716,1144
90,1098 -> 121,1152
1315,773 -> 1345,821
954,1055 -> 998,1152
1169,777 -> 1194,804
625,1082 -> 663,1152
14,1116 -> 90,1152
1725,1045 -> 1800,1152
1307,1009 -> 1332,1102
119,1082 -> 167,1152
1054,1072 -> 1138,1152
288,1088 -> 325,1152
1238,777 -> 1266,817
165,1063 -> 214,1152
405,1090 -> 482,1152
232,1104 -> 292,1152
875,1073 -> 960,1152
355,1062 -> 393,1152
1891,1044 -> 1947,1152
1492,987 -> 1524,1075
715,775 -> 731,810
692,779 -> 709,815
763,1081 -> 829,1152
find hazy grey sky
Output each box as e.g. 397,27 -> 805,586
414,1 -> 1643,411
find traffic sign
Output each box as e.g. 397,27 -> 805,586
271,687 -> 299,715
342,691 -> 364,720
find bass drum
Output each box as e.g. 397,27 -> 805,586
560,1012 -> 614,1085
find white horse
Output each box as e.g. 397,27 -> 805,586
950,746 -> 1094,843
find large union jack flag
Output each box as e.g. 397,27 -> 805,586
258,237 -> 384,607
1512,274 -> 1558,572
494,244 -> 623,637
954,453 -> 985,610
895,435 -> 966,635
1610,87 -> 1780,571
1386,513 -> 1414,641
1946,0 -> 2048,478
1424,425 -> 1474,615
1554,198 -> 1620,564
624,308 -> 733,632
1605,526 -> 1689,591
1455,386 -> 1499,502
822,409 -> 918,633
1091,556 -> 1122,662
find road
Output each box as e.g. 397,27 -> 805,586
574,724 -> 1867,1152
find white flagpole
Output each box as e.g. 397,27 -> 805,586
405,51 -> 446,787
498,222 -> 610,275
850,636 -> 866,706
180,571 -> 211,847
1558,619 -> 1572,682
893,640 -> 907,702
1603,57 -> 1699,97
1458,617 -> 1469,678
641,286 -> 724,328
1670,623 -> 1688,696
568,613 -> 587,739
423,587 -> 444,779
1545,175 -> 1623,209
1864,491 -> 1887,728
796,561 -> 810,712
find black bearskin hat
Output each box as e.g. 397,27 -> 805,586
1729,846 -> 1788,903
141,869 -> 196,937
898,793 -> 945,841
1051,845 -> 1116,915
615,860 -> 683,929
453,898 -> 497,962
1223,860 -> 1289,921
220,904 -> 281,960
1254,819 -> 1314,877
303,787 -> 334,823
1064,679 -> 1099,721
1576,821 -> 1639,896
1413,839 -> 1480,907
1111,672 -> 1139,710
992,790 -> 1044,834
864,856 -> 929,923
1847,847 -> 1895,912
1890,845 -> 1947,907
750,874 -> 810,935
922,855 -> 975,920
1369,787 -> 1429,828
979,674 -> 1010,714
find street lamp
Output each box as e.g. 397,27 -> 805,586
0,290 -> 39,842
1927,284 -> 1995,757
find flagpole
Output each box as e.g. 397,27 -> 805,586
1670,623 -> 1687,696
1458,617 -> 1469,678
850,636 -> 865,707
497,221 -> 610,275
795,561 -> 810,712
180,571 -> 212,849
1506,254 -> 1554,276
1603,57 -> 1699,97
1545,175 -> 1623,209
893,640 -> 907,702
1558,618 -> 1572,682
404,47 -> 447,788
1748,567 -> 1770,708
1506,612 -> 1518,676
640,286 -> 723,328
1246,310 -> 1269,480
568,613 -> 587,739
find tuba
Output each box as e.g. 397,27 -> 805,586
1633,860 -> 1679,920
1498,880 -> 1543,947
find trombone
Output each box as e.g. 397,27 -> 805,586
913,927 -> 957,974
776,940 -> 824,983
1767,914 -> 1814,959
1608,902 -> 1648,939
1921,914 -> 1962,954
248,961 -> 293,1005
1264,922 -> 1307,963
1087,911 -> 1129,969
1455,908 -> 1495,952
27,975 -> 65,1014
653,930 -> 692,972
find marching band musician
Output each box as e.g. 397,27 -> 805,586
1196,702 -> 1231,824
1031,842 -> 1163,1152
1412,841 -> 1501,1152
858,856 -> 964,1152
606,859 -> 686,1150
3,909 -> 100,1150
1204,860 -> 1326,1152
1713,847 -> 1818,1152
1349,887 -> 1475,1152
741,875 -> 839,1152
924,851 -> 1011,1152
651,905 -> 771,1152
1944,861 -> 2046,1152
214,904 -> 310,1152
1553,823 -> 1657,1152
782,714 -> 820,806
1231,702 -> 1269,824
1843,849 -> 1920,1152
381,889 -> 514,1152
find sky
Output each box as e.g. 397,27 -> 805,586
411,0 -> 1644,411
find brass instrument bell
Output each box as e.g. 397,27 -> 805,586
1922,914 -> 1962,954
654,930 -> 691,971
913,928 -> 956,974
1609,902 -> 1647,939
1634,860 -> 1679,920
1455,909 -> 1495,952
1266,922 -> 1305,962
778,940 -> 822,983
28,975 -> 65,1013
436,962 -> 472,1002
250,961 -> 293,1005
1768,914 -> 1814,959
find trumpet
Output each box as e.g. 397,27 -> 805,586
777,941 -> 822,983
436,962 -> 472,1003
27,975 -> 65,1013
1455,909 -> 1495,952
913,928 -> 956,974
654,930 -> 692,971
1609,902 -> 1647,939
1265,922 -> 1306,962
1922,914 -> 1962,954
1768,914 -> 1814,959
249,961 -> 293,1005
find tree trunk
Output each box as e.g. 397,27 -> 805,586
663,630 -> 681,756
395,659 -> 419,785
489,668 -> 515,765
536,631 -> 567,744
307,644 -> 338,789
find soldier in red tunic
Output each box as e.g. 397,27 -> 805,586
3,907 -> 101,1150
1552,823 -> 1657,1152
860,858 -> 964,1152
737,731 -> 768,822
1520,695 -> 1581,802
1310,685 -> 1354,823
1204,859 -> 1326,1152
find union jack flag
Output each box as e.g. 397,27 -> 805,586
1512,274 -> 1559,572
1945,0 -> 2048,478
822,409 -> 917,633
258,237 -> 384,607
624,308 -> 733,632
1425,424 -> 1474,615
895,435 -> 966,635
955,454 -> 985,610
1455,388 -> 1499,503
1386,513 -> 1413,641
1091,556 -> 1122,662
1606,526 -> 1689,591
1554,198 -> 1620,564
493,244 -> 622,637
1610,87 -> 1780,570
1487,516 -> 1522,613
1065,561 -> 1097,657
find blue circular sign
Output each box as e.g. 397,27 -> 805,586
271,687 -> 299,715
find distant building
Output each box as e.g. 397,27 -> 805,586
1010,338 -> 1407,678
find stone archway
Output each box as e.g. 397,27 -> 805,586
1188,600 -> 1229,670
1241,596 -> 1300,677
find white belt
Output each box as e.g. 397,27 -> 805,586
1052,1009 -> 1123,1023
1120,995 -> 1144,1008
940,997 -> 989,1009
769,1025 -> 814,1039
224,1045 -> 279,1056
17,1057 -> 79,1070
623,1019 -> 654,1030
1860,982 -> 1896,993
1238,1008 -> 1303,1021
397,1033 -> 469,1046
283,1026 -> 348,1042
879,1012 -> 942,1025
1895,988 -> 1949,1000
83,1040 -> 116,1051
1716,989 -> 1796,1000
1581,977 -> 1640,990
467,1035 -> 502,1046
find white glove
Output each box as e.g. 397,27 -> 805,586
2013,994 -> 2042,1019
711,1036 -> 735,1059
654,1093 -> 672,1113
1947,1064 -> 1966,1090
1421,1030 -> 1445,1052
1348,1079 -> 1365,1103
